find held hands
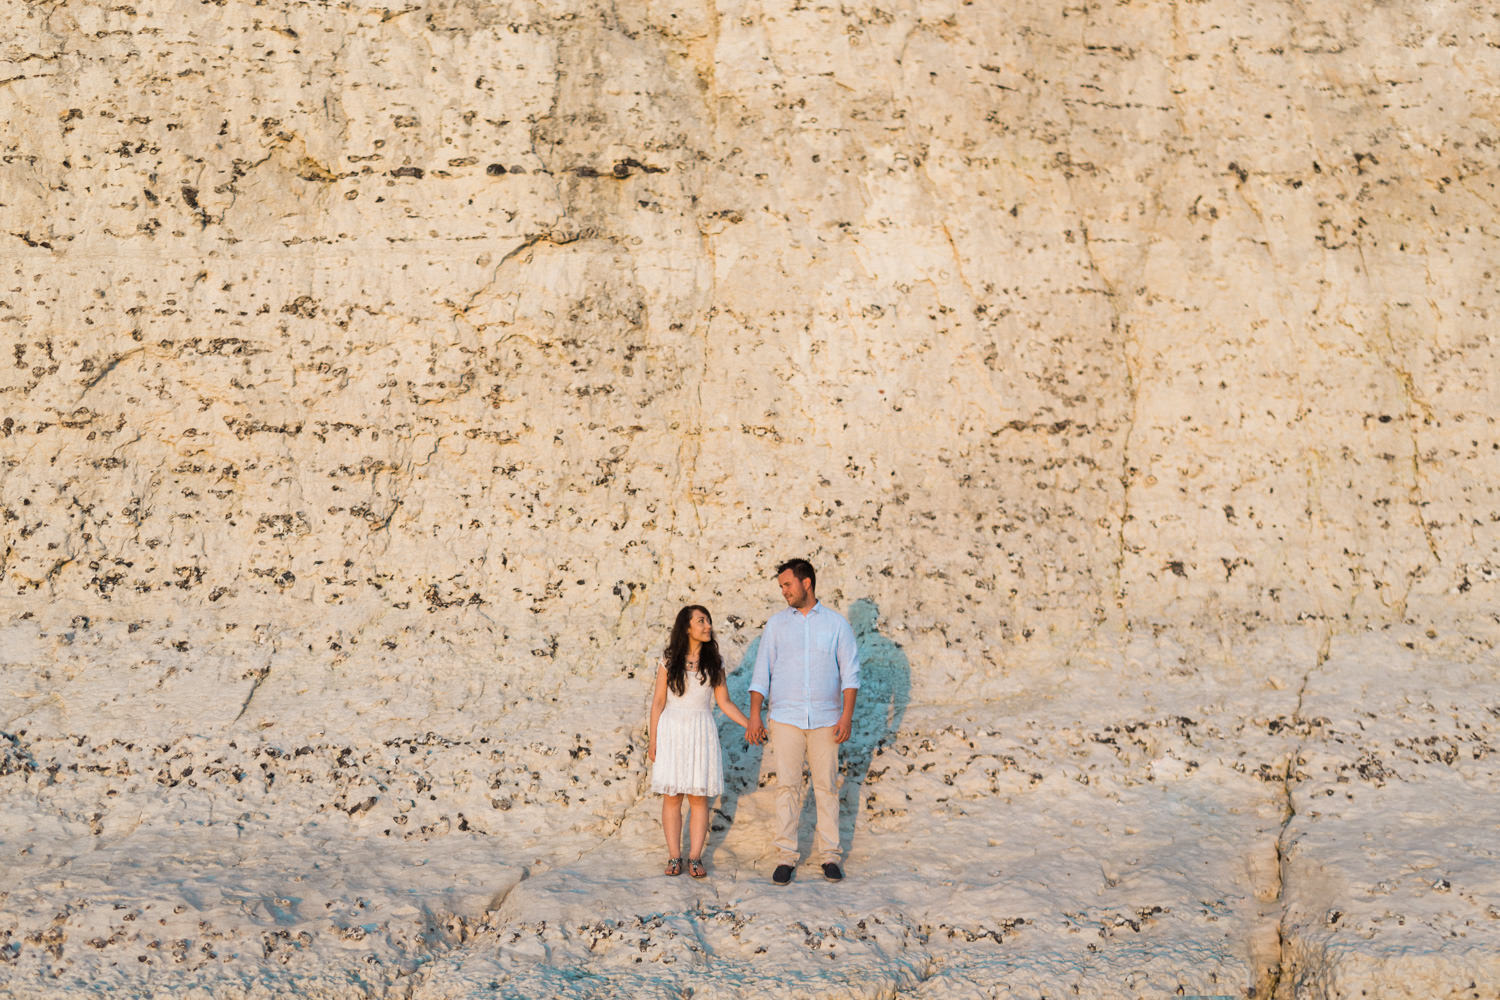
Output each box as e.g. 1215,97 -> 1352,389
744,719 -> 850,743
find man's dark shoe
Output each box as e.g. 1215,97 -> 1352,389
821,862 -> 844,882
772,864 -> 795,885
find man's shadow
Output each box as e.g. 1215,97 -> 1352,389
712,640 -> 765,837
712,599 -> 909,859
839,598 -> 910,854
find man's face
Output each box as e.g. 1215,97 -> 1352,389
778,569 -> 812,610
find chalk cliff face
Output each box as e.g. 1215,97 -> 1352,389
1,0 -> 1498,997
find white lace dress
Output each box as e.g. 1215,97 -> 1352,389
650,667 -> 725,797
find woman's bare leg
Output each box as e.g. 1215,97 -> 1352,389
686,794 -> 710,861
662,794 -> 684,860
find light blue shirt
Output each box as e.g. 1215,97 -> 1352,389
749,602 -> 861,729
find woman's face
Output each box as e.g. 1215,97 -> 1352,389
688,609 -> 713,645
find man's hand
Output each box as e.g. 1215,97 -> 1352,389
746,718 -> 766,745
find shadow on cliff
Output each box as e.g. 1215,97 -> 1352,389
713,598 -> 909,862
712,639 -> 764,842
839,599 -> 910,856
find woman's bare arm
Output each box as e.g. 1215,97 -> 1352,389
647,661 -> 669,761
713,681 -> 751,729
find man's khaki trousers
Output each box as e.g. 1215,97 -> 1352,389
767,720 -> 841,864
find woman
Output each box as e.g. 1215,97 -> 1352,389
648,604 -> 751,878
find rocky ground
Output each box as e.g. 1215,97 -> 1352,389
2,626 -> 1496,999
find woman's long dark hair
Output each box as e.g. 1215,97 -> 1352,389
664,604 -> 724,696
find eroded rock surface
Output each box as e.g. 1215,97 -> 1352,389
2,0 -> 1498,996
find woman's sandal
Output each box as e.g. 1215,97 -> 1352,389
665,857 -> 683,877
688,858 -> 707,879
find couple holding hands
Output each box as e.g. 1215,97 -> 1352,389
647,558 -> 860,884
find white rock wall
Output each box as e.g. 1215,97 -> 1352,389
2,0 -> 1499,997
4,0 -> 1496,718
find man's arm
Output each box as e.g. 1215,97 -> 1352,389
833,617 -> 860,743
835,617 -> 862,692
833,686 -> 856,743
746,627 -> 773,745
747,691 -> 767,745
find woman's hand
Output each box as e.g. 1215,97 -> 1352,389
648,738 -> 657,762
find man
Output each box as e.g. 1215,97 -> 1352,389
746,558 -> 861,884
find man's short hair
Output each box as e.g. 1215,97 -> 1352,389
776,558 -> 816,590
